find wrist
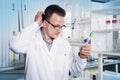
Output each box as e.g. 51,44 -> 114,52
78,52 -> 87,59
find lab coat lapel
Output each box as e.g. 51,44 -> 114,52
49,37 -> 60,61
37,30 -> 57,60
37,30 -> 51,55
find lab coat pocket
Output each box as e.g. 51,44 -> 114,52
55,51 -> 69,70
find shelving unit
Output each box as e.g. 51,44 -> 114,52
92,26 -> 120,80
92,0 -> 120,80
92,29 -> 120,80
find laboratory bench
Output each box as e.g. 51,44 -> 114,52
85,59 -> 120,74
0,69 -> 24,80
0,65 -> 24,80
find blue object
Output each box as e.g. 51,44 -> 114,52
83,38 -> 88,43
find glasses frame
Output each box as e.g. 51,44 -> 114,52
45,19 -> 66,30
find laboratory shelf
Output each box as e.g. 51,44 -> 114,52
93,28 -> 120,33
92,51 -> 120,56
86,59 -> 120,72
92,6 -> 120,15
0,69 -> 24,80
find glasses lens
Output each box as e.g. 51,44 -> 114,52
61,25 -> 66,29
46,20 -> 66,30
54,25 -> 66,30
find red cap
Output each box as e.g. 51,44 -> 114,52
105,20 -> 110,24
112,20 -> 117,23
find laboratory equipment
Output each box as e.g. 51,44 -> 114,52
85,32 -> 94,44
71,18 -> 77,39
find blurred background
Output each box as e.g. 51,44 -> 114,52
0,0 -> 120,80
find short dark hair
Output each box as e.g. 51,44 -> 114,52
43,4 -> 66,20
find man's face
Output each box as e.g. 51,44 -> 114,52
44,13 -> 65,39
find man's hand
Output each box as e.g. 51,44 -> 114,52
79,44 -> 91,58
34,11 -> 44,26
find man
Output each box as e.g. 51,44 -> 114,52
9,4 -> 91,80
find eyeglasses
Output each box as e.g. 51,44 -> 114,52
45,20 -> 66,30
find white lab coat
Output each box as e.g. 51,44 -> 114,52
9,22 -> 87,80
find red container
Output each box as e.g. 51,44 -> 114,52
112,20 -> 117,23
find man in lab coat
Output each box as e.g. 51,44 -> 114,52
9,4 -> 91,80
